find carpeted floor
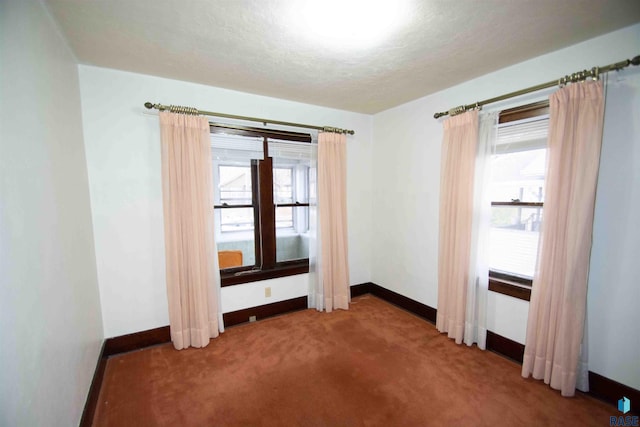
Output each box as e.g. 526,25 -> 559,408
94,295 -> 614,426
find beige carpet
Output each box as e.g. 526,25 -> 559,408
94,295 -> 613,426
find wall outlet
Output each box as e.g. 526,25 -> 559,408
265,287 -> 271,297
249,315 -> 256,322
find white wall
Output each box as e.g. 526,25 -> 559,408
372,24 -> 640,389
0,2 -> 103,426
78,66 -> 373,338
587,65 -> 640,389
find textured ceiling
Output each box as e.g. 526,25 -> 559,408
46,0 -> 640,114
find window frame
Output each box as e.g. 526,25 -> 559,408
488,101 -> 549,301
211,123 -> 312,287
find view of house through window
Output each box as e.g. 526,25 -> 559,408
489,108 -> 548,283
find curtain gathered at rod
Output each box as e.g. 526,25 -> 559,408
309,132 -> 350,312
521,80 -> 605,397
436,110 -> 479,343
159,111 -> 224,350
436,109 -> 496,349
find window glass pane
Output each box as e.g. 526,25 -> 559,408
219,207 -> 254,231
489,206 -> 543,279
276,206 -> 293,229
215,208 -> 255,268
273,168 -> 293,204
490,148 -> 546,202
218,165 -> 252,205
276,206 -> 309,262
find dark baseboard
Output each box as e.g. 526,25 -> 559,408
350,282 -> 375,297
104,326 -> 171,357
356,282 -> 436,324
589,372 -> 639,416
101,295 -> 312,358
370,284 -> 437,324
79,341 -> 106,427
223,296 -> 308,327
486,330 -> 525,363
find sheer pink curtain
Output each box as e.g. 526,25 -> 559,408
317,132 -> 350,312
522,80 -> 605,396
160,111 -> 221,350
436,111 -> 479,343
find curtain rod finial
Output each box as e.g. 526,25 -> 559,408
631,55 -> 640,66
144,102 -> 154,110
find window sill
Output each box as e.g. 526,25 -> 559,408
221,261 -> 309,287
488,276 -> 531,301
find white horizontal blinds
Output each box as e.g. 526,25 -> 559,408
496,116 -> 549,154
267,139 -> 316,161
211,134 -> 264,161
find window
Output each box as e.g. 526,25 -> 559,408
211,124 -> 313,286
270,139 -> 314,264
488,102 -> 549,300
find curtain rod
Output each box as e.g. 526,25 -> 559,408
144,102 -> 355,135
433,54 -> 640,119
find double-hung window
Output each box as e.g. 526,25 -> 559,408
488,102 -> 549,300
211,124 -> 313,286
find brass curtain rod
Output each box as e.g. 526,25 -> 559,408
433,54 -> 640,119
144,102 -> 355,135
